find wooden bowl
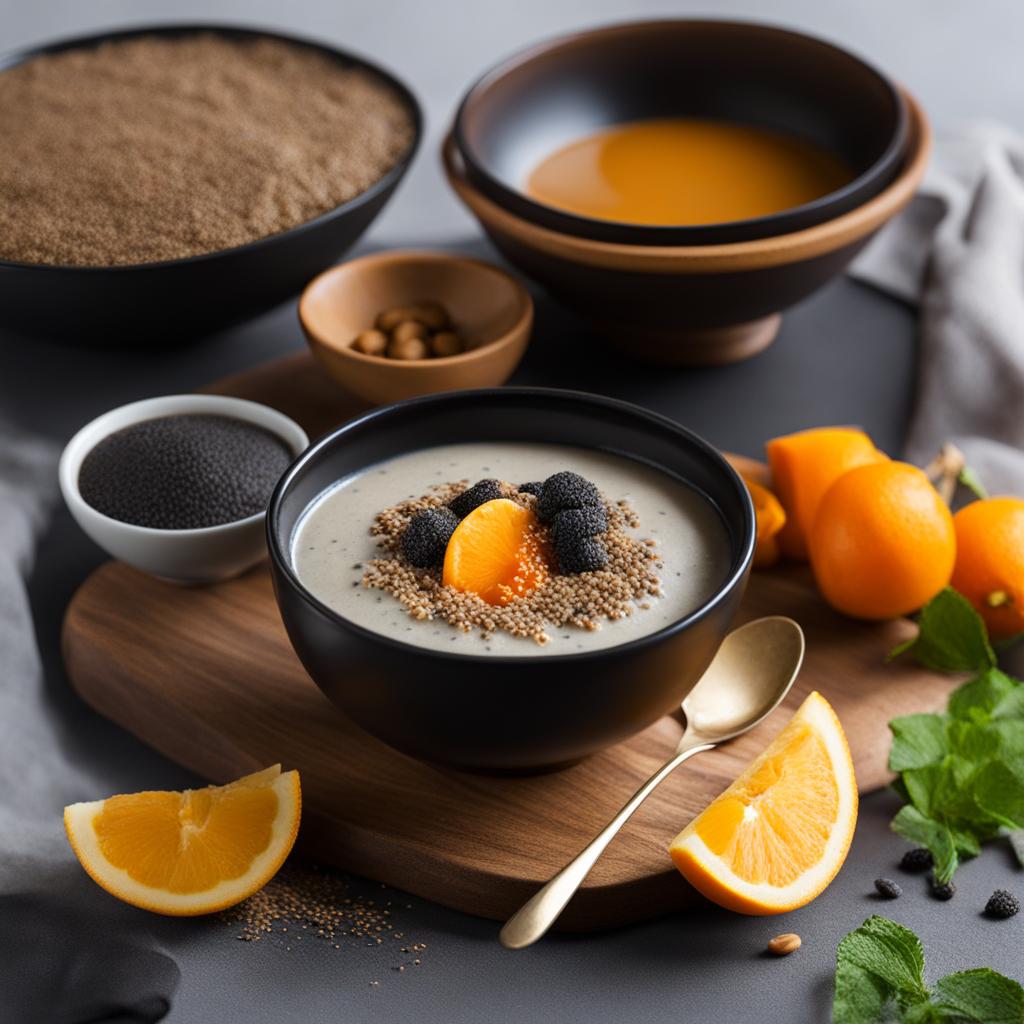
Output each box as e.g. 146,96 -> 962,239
299,251 -> 533,404
454,20 -> 907,246
443,90 -> 930,366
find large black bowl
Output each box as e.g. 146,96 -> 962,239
454,19 -> 906,245
267,388 -> 755,774
0,25 -> 422,346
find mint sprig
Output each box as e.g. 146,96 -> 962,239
833,916 -> 1024,1023
888,589 -> 1024,882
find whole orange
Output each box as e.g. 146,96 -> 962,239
951,497 -> 1024,640
808,461 -> 956,620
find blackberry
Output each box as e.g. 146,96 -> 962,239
551,506 -> 608,546
931,879 -> 956,901
984,890 -> 1020,919
535,471 -> 601,524
874,878 -> 902,900
899,848 -> 934,873
448,479 -> 503,519
400,507 -> 459,568
518,482 -> 544,497
557,537 -> 608,575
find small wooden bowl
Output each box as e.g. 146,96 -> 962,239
299,251 -> 533,404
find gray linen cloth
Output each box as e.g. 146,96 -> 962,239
0,432 -> 179,1024
852,121 -> 1024,493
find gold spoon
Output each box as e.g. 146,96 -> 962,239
499,615 -> 805,949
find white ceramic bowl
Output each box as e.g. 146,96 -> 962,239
59,394 -> 309,584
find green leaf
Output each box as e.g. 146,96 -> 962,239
933,969 -> 1024,1023
949,669 -> 1017,721
837,916 -> 928,1000
974,761 -> 1024,830
889,589 -> 996,672
832,957 -> 899,1024
890,715 -> 950,772
891,806 -> 959,883
958,465 -> 990,502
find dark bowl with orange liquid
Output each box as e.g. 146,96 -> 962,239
453,20 -> 907,246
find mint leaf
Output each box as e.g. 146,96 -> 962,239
833,957 -> 898,1024
949,668 -> 1017,721
974,761 -> 1024,830
838,916 -> 928,999
889,589 -> 996,672
890,715 -> 949,772
891,806 -> 959,883
933,969 -> 1024,1023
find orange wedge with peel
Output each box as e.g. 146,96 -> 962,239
64,764 -> 300,916
670,692 -> 856,915
766,427 -> 886,560
443,497 -> 549,605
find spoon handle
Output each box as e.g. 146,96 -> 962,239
499,739 -> 716,949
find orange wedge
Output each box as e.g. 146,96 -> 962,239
766,427 -> 886,560
743,476 -> 786,569
443,497 -> 549,605
64,765 -> 300,916
670,692 -> 856,914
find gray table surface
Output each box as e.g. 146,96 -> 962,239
4,2 -> 1024,1022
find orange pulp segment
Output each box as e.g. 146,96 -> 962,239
443,498 -> 549,605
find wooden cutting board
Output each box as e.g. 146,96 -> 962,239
62,354 -> 958,930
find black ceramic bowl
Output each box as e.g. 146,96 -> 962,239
0,25 -> 422,346
454,20 -> 907,246
267,388 -> 755,774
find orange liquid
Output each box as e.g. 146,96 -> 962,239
526,118 -> 852,227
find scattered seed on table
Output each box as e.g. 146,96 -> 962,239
899,848 -> 934,873
874,878 -> 902,899
767,933 -> 801,956
984,890 -> 1020,919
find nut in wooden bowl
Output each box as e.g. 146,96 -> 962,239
299,250 -> 533,405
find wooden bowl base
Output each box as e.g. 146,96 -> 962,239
598,314 -> 782,366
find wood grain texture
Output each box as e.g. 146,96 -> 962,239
63,353 -> 958,929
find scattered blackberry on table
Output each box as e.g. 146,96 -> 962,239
535,471 -> 601,524
874,878 -> 902,900
931,879 -> 956,901
447,479 -> 503,519
518,481 -> 543,497
401,508 -> 459,568
557,536 -> 608,575
984,890 -> 1020,919
899,847 -> 934,873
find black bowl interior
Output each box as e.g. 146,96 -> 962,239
269,387 -> 754,662
0,24 -> 422,346
455,19 -> 906,245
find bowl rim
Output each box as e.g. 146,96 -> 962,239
0,22 -> 423,275
298,249 -> 535,369
443,88 -> 930,273
59,393 -> 309,539
452,18 -> 908,245
267,386 -> 756,665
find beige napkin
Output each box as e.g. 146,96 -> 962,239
852,122 -> 1024,494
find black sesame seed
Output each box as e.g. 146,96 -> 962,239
448,479 -> 503,519
77,413 -> 291,530
899,848 -> 934,873
931,879 -> 956,901
400,508 -> 459,568
874,878 -> 902,900
984,890 -> 1020,919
